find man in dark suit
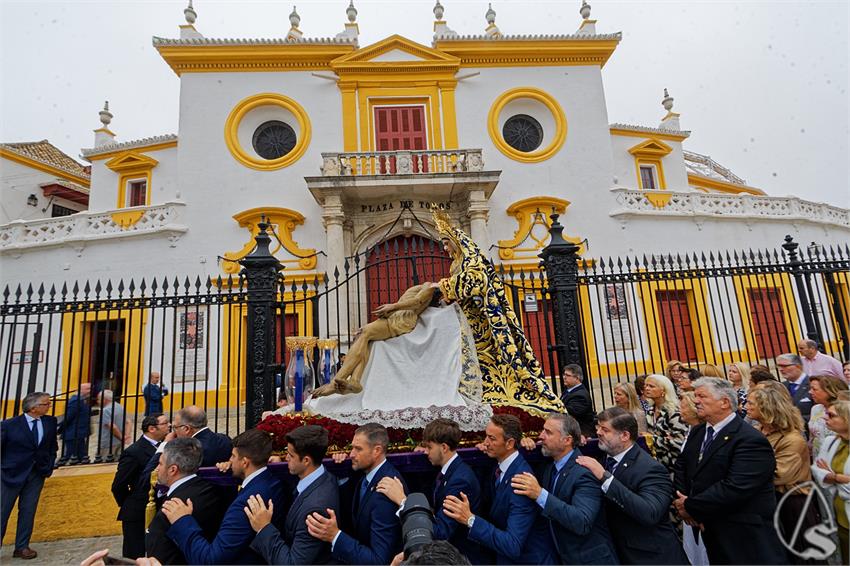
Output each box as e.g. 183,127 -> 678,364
560,364 -> 596,437
1,392 -> 59,560
145,437 -> 227,564
674,377 -> 787,565
306,422 -> 407,565
111,413 -> 170,559
245,425 -> 340,565
577,407 -> 685,565
163,428 -> 283,564
512,413 -> 617,565
777,353 -> 813,423
444,414 -> 556,565
377,418 -> 483,562
61,381 -> 91,463
138,405 -> 232,497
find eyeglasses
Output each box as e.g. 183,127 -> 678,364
36,401 -> 52,406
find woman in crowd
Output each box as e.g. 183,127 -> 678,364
747,387 -> 817,564
677,368 -> 699,393
809,376 -> 850,458
665,360 -> 684,389
643,374 -> 688,471
678,391 -> 709,566
843,361 -> 850,384
700,363 -> 724,378
613,382 -> 648,433
634,375 -> 652,412
726,361 -> 750,417
812,400 -> 850,564
750,364 -> 778,386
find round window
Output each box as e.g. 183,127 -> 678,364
252,121 -> 297,160
502,114 -> 544,153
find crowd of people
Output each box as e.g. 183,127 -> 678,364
2,341 -> 850,565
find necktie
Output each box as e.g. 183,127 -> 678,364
433,472 -> 444,502
494,466 -> 503,487
604,456 -> 618,473
700,426 -> 715,460
31,419 -> 39,445
359,477 -> 369,506
788,382 -> 799,396
548,464 -> 560,492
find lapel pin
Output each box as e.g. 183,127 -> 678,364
724,436 -> 729,441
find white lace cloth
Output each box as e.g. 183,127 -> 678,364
276,304 -> 492,431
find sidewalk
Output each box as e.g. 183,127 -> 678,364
1,535 -> 122,566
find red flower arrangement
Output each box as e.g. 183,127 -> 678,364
256,405 -> 545,454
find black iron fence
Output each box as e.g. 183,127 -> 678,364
2,221 -> 848,465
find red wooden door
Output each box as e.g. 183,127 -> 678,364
521,305 -> 557,379
655,290 -> 698,363
374,106 -> 429,173
275,314 -> 298,366
366,236 -> 451,320
747,288 -> 789,360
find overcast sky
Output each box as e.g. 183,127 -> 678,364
1,0 -> 847,207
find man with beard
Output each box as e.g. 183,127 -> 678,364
577,407 -> 686,564
305,422 -> 407,565
511,413 -> 617,564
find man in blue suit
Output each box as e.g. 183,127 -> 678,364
142,372 -> 168,416
378,417 -> 483,563
306,422 -> 407,565
162,428 -> 283,564
512,413 -> 618,565
577,408 -> 686,565
444,414 -> 555,565
61,381 -> 91,463
1,392 -> 59,560
244,425 -> 340,565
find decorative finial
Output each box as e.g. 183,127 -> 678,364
289,6 -> 300,28
662,88 -> 674,111
99,101 -> 113,127
485,3 -> 496,25
184,0 -> 197,24
346,0 -> 357,23
580,1 -> 591,20
434,0 -> 444,20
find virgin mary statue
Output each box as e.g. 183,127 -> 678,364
432,208 -> 564,416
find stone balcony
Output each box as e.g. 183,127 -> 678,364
609,188 -> 850,230
0,201 -> 188,254
308,148 -> 499,205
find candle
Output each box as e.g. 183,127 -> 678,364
294,348 -> 304,412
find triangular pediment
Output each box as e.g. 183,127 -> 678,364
331,35 -> 460,72
628,138 -> 673,157
105,151 -> 159,172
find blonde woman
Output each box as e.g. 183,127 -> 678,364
812,400 -> 850,564
747,386 -> 816,564
727,362 -> 751,417
643,374 -> 688,471
664,360 -> 684,387
700,363 -> 724,378
613,382 -> 648,433
809,376 -> 850,467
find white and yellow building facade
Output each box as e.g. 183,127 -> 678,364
2,1 -> 849,405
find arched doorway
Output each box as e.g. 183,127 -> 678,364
365,235 -> 452,318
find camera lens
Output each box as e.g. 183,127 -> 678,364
399,492 -> 434,558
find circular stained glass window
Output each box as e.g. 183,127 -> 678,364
252,121 -> 297,160
502,114 -> 544,153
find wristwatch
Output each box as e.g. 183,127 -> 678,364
466,515 -> 475,529
602,471 -> 613,482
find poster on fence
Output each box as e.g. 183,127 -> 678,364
599,284 -> 634,350
174,307 -> 208,381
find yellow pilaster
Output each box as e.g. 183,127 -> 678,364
439,81 -> 458,149
340,81 -> 358,152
